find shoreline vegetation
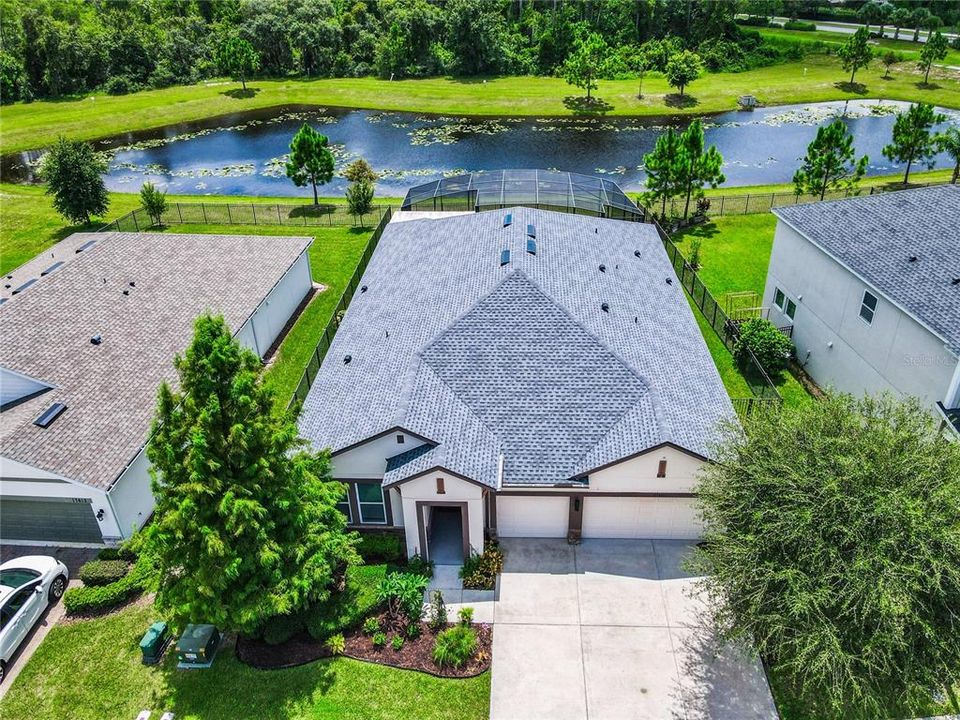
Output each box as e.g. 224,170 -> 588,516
1,55 -> 957,154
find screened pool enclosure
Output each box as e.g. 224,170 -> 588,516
401,169 -> 645,221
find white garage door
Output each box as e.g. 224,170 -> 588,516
582,497 -> 702,540
497,496 -> 568,538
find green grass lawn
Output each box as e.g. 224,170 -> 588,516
1,54 -> 957,153
0,602 -> 489,720
699,167 -> 955,198
672,214 -> 813,407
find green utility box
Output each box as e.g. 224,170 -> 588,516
175,624 -> 221,668
139,621 -> 170,665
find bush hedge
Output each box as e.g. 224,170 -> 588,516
460,544 -> 504,590
78,559 -> 130,587
356,533 -> 403,563
433,626 -> 477,668
734,318 -> 794,374
783,20 -> 816,31
63,559 -> 152,614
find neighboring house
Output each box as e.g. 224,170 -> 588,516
763,185 -> 960,434
297,207 -> 734,563
0,231 -> 313,545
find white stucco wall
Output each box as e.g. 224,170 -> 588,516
764,220 -> 958,408
236,251 -> 312,357
589,446 -> 704,494
108,446 -> 155,540
331,431 -> 429,479
397,472 -> 485,560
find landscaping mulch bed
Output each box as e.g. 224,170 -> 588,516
237,617 -> 492,678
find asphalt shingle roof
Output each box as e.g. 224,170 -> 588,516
773,185 -> 960,355
0,232 -> 311,490
298,208 -> 733,488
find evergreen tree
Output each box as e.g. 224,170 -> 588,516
215,36 -> 259,91
40,137 -> 109,225
793,119 -> 869,200
918,31 -> 948,85
937,126 -> 960,184
285,124 -> 336,205
145,314 -> 359,636
346,179 -> 375,226
664,50 -> 703,97
675,119 -> 725,219
642,127 -> 682,216
837,27 -> 873,85
880,50 -> 898,79
561,32 -> 611,102
882,102 -> 946,184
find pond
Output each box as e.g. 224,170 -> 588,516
4,100 -> 957,198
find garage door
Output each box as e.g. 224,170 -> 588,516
0,497 -> 103,544
497,496 -> 569,538
582,497 -> 702,540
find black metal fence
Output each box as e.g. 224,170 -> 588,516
98,202 -> 395,232
286,208 -> 393,411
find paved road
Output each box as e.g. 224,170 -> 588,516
489,539 -> 777,720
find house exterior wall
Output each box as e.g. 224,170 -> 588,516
236,251 -> 312,357
331,432 -> 429,479
589,445 -> 703,494
398,472 -> 484,559
764,220 -> 958,408
107,446 -> 155,541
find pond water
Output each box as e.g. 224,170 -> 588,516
4,99 -> 956,197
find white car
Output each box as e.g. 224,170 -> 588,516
0,556 -> 69,683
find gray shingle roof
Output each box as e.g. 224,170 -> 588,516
0,232 -> 311,490
298,208 -> 733,488
773,185 -> 960,355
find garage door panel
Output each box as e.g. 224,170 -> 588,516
0,497 -> 103,543
582,497 -> 701,540
498,496 -> 568,538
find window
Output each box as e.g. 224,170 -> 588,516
357,483 -> 387,524
859,290 -> 878,325
436,477 -> 445,494
657,460 -> 667,478
335,488 -> 352,524
396,434 -> 405,444
773,288 -> 785,311
0,585 -> 36,630
785,299 -> 797,320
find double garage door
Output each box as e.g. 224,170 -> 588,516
0,497 -> 103,544
497,496 -> 701,540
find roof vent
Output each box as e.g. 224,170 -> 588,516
526,239 -> 536,255
500,249 -> 511,266
908,255 -> 918,262
666,278 -> 673,285
595,228 -> 598,234
360,285 -> 368,293
599,264 -> 606,273
11,278 -> 37,295
34,402 -> 67,428
526,224 -> 536,238
123,289 -> 130,296
76,240 -> 96,253
129,281 -> 136,287
344,354 -> 352,364
90,334 -> 103,345
952,278 -> 960,286
504,213 -> 513,227
634,250 -> 641,258
41,261 -> 64,276
601,302 -> 609,313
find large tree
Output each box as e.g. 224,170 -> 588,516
664,49 -> 703,97
40,137 -> 109,225
642,127 -> 683,216
285,124 -> 336,205
675,119 -> 725,219
837,27 -> 873,85
938,126 -> 960,184
561,32 -> 612,102
215,36 -> 259,92
694,394 -> 960,719
918,31 -> 948,85
145,314 -> 359,636
793,119 -> 869,200
882,102 -> 946,184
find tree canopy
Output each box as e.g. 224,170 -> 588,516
938,125 -> 960,184
664,50 -> 704,97
285,124 -> 336,205
561,32 -> 612,102
215,36 -> 260,91
40,136 -> 109,225
918,31 -> 948,84
882,102 -> 947,184
694,393 -> 960,719
145,314 -> 358,636
676,119 -> 725,218
793,119 -> 869,200
837,27 -> 873,85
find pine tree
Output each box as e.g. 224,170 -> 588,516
918,31 -> 948,85
937,126 -> 960,184
215,36 -> 260,91
882,102 -> 946,184
642,127 -> 682,217
145,314 -> 359,635
285,124 -> 336,205
793,120 -> 869,200
837,27 -> 873,85
675,119 -> 725,220
561,32 -> 610,102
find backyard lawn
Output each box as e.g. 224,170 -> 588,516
0,601 -> 490,720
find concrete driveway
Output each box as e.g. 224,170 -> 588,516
489,539 -> 777,720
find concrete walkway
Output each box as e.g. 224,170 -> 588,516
489,539 -> 778,720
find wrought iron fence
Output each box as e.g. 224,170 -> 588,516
98,202 -> 395,232
287,207 -> 393,411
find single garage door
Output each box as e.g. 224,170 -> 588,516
497,496 -> 569,538
582,497 -> 702,540
0,497 -> 103,544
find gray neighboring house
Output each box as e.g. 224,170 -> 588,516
298,207 -> 734,562
0,232 -> 313,545
763,185 -> 960,434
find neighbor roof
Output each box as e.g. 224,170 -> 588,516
298,208 -> 733,488
773,185 -> 960,355
0,232 -> 311,490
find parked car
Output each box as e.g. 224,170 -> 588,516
0,556 -> 69,683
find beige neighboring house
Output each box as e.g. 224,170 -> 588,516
0,232 -> 313,545
298,206 -> 734,563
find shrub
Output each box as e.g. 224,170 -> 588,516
459,544 -> 504,590
433,625 -> 477,668
356,534 -> 402,563
363,616 -> 381,635
377,572 -> 428,624
738,16 -> 773,27
427,590 -> 447,631
372,631 -> 387,648
63,557 -> 153,614
96,547 -> 135,562
139,181 -> 168,226
734,318 -> 794,374
406,622 -> 422,639
391,634 -> 405,651
783,20 -> 816,30
325,633 -> 345,656
262,612 -> 307,645
78,559 -> 130,587
458,607 -> 474,626
406,553 -> 434,578
688,237 -> 703,270
104,75 -> 139,95
306,564 -> 385,640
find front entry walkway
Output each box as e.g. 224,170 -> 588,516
490,539 -> 778,720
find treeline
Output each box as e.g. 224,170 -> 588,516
0,0 -> 821,103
